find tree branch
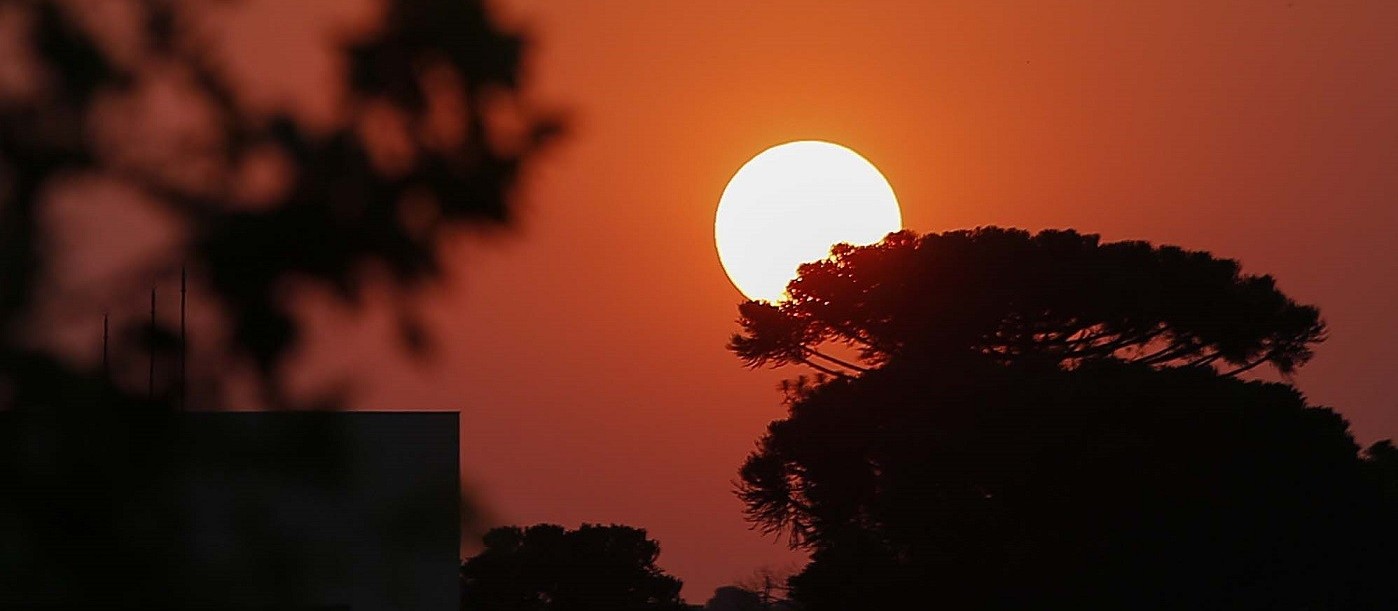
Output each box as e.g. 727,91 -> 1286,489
803,346 -> 870,373
1221,355 -> 1271,377
797,357 -> 850,379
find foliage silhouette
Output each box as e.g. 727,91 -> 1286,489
1,0 -> 558,405
461,523 -> 689,611
0,0 -> 554,607
703,586 -> 765,611
703,568 -> 802,611
731,228 -> 1325,378
721,565 -> 798,610
732,228 -> 1397,610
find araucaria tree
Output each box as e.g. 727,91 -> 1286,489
731,228 -> 1397,610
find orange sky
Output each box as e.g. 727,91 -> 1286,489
277,0 -> 1398,598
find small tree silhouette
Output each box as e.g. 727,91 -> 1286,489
703,565 -> 801,610
461,524 -> 689,611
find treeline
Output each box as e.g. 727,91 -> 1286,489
465,229 -> 1398,610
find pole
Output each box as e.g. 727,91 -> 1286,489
180,266 -> 187,409
149,287 -> 156,402
102,312 -> 109,382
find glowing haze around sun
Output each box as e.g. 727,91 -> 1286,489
715,140 -> 902,302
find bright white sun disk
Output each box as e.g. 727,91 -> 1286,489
714,141 -> 902,301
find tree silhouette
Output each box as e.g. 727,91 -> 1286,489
461,524 -> 689,611
729,565 -> 798,610
701,587 -> 765,611
732,228 -> 1398,610
703,565 -> 801,610
731,228 -> 1325,378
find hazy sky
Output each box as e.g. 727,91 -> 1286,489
266,0 -> 1398,598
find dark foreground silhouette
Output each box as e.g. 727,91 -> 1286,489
1,1 -> 552,608
1,0 -> 556,410
732,228 -> 1398,610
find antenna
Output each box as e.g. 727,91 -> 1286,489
149,287 -> 156,402
180,266 -> 187,409
102,312 -> 109,382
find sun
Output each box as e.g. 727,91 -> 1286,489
715,140 -> 902,302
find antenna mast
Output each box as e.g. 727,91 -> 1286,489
149,287 -> 156,402
102,312 -> 109,382
180,266 -> 187,409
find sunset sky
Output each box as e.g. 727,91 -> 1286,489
256,0 -> 1398,597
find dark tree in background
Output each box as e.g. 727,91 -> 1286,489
0,0 -> 556,606
461,523 -> 689,611
732,228 -> 1398,610
703,587 -> 766,611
